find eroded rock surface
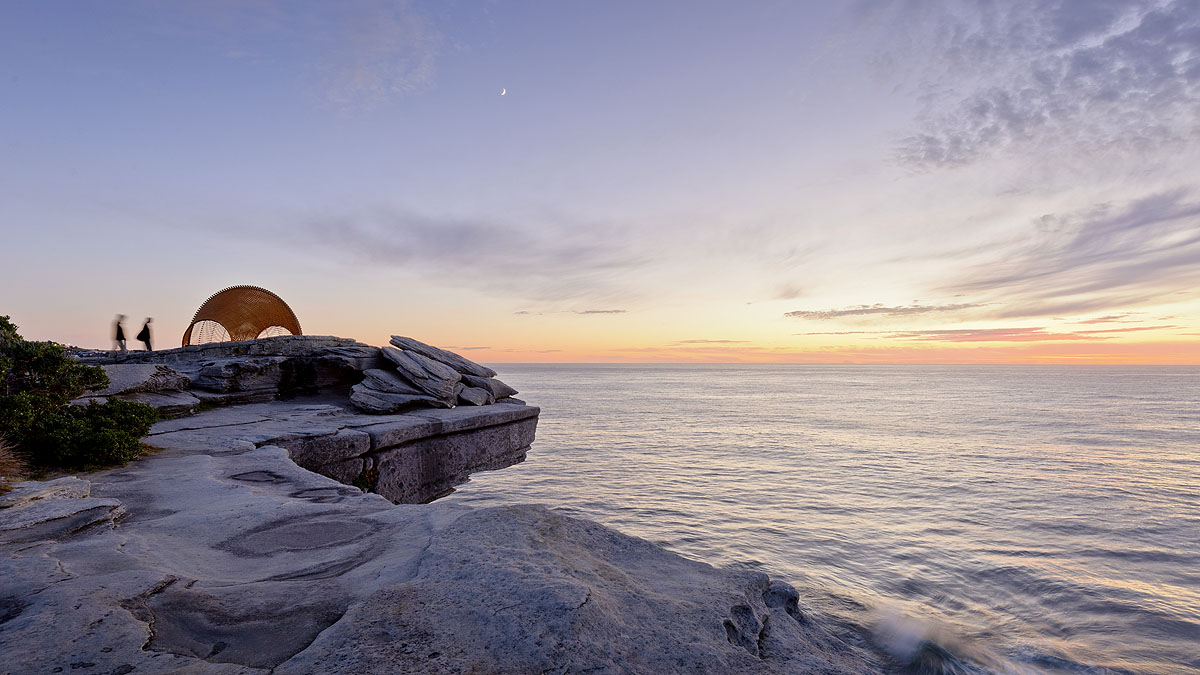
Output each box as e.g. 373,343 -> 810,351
354,337 -> 517,412
0,414 -> 881,674
73,335 -> 386,417
146,399 -> 539,504
71,334 -> 521,419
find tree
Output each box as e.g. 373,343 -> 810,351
0,316 -> 157,469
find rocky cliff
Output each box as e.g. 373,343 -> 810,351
0,336 -> 885,673
0,420 -> 881,674
71,335 -> 536,504
73,334 -> 526,418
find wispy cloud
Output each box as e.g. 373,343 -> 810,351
155,1 -> 441,109
943,189 -> 1200,317
794,331 -> 886,336
313,0 -> 440,107
671,339 -> 749,344
514,309 -> 629,316
774,284 -> 805,300
1077,324 -> 1178,334
1078,314 -> 1136,324
496,348 -> 563,353
870,0 -> 1200,169
784,302 -> 982,320
288,209 -> 646,303
795,324 -> 1179,343
891,328 -> 1101,342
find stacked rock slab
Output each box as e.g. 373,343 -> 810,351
350,336 -> 519,414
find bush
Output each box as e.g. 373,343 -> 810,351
0,435 -> 26,493
0,315 -> 158,470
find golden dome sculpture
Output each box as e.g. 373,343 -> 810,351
181,285 -> 302,346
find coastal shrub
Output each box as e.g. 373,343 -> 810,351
0,315 -> 157,470
0,435 -> 26,493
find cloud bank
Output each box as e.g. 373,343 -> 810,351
867,0 -> 1200,169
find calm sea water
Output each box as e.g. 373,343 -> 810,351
445,365 -> 1200,674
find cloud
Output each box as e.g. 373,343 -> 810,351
890,327 -> 1103,342
290,208 -> 646,303
784,302 -> 982,320
312,1 -> 441,107
1077,324 -> 1177,334
798,324 -> 1178,342
774,284 -> 805,300
943,188 -> 1200,317
514,309 -> 629,316
158,1 -> 441,109
670,339 -> 749,345
496,348 -> 563,353
794,331 -> 888,336
1078,313 -> 1135,323
444,345 -> 490,350
873,0 -> 1200,169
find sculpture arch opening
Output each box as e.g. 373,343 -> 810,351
181,285 -> 302,346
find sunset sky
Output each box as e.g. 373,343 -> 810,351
2,1 -> 1198,363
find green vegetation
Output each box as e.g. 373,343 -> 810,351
352,466 -> 379,493
0,316 -> 157,470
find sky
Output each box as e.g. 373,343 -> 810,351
2,0 -> 1198,363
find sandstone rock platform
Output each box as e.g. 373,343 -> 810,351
72,334 -> 524,419
7,335 -> 885,672
0,405 -> 881,674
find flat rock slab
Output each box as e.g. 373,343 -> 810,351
0,496 -> 124,544
0,476 -> 91,507
144,399 -> 540,503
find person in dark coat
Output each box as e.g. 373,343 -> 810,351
113,315 -> 127,353
137,317 -> 153,352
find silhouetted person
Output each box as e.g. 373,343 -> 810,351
113,315 -> 127,354
137,317 -> 153,351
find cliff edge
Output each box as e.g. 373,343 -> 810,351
1,336 -> 883,673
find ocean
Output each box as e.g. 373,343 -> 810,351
445,365 -> 1200,674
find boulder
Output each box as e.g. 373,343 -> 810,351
361,368 -> 425,396
461,373 -> 518,399
380,347 -> 460,402
350,384 -> 444,414
390,336 -> 497,378
457,386 -> 493,406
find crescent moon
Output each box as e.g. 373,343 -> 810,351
500,88 -> 507,96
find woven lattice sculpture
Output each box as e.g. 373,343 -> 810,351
181,285 -> 302,346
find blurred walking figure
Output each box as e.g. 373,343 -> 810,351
137,317 -> 153,352
113,315 -> 127,354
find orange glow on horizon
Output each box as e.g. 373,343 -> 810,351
467,340 -> 1200,365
